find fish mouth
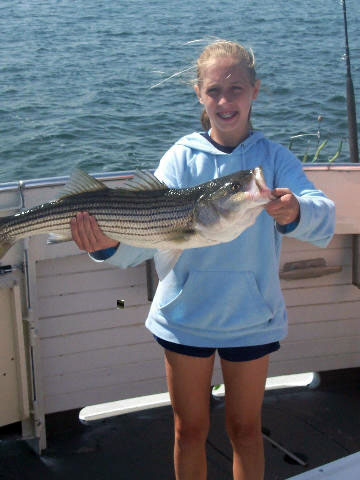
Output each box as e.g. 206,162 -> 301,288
236,168 -> 273,204
253,167 -> 274,199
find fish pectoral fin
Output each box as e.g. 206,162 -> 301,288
47,232 -> 73,244
154,249 -> 182,280
167,229 -> 196,244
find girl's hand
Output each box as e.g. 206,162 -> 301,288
265,188 -> 300,225
70,212 -> 119,252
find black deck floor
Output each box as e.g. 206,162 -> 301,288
1,368 -> 360,480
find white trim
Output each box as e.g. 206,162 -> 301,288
79,372 -> 317,422
79,392 -> 172,422
212,372 -> 318,398
12,282 -> 31,420
287,451 -> 360,479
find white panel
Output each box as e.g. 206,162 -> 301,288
31,231 -> 360,417
287,450 -> 360,479
37,265 -> 145,297
305,167 -> 360,234
38,284 -> 148,318
0,282 -> 29,427
44,357 -> 166,396
281,234 -> 350,252
276,336 -> 360,361
39,304 -> 150,337
280,244 -> 352,268
0,287 -> 22,426
280,266 -> 351,289
269,353 -> 360,377
36,252 -> 107,276
42,341 -> 162,376
40,324 -> 153,358
44,377 -> 169,414
287,301 -> 360,324
36,246 -> 158,414
286,318 -> 360,342
283,284 -> 360,306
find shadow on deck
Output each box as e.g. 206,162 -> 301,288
1,368 -> 360,480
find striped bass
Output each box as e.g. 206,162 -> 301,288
0,167 -> 273,279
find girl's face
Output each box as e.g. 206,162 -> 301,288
194,56 -> 260,147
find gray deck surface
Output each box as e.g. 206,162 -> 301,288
1,368 -> 360,480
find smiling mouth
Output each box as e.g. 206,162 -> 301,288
217,111 -> 238,120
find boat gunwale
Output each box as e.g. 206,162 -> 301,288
0,171 -> 136,193
0,163 -> 359,194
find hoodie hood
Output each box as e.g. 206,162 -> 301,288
175,130 -> 266,155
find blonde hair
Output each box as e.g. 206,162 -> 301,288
195,40 -> 257,130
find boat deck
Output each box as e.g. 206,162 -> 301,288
1,368 -> 360,480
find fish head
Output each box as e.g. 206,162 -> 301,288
201,167 -> 272,213
194,166 -> 273,244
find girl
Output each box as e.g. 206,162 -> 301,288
71,40 -> 335,480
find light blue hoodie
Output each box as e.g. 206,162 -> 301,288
96,131 -> 335,347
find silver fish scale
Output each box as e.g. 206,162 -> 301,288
93,202 -> 195,242
0,188 -> 197,244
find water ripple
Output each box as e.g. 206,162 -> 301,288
0,0 -> 359,183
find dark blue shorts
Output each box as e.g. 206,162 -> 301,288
153,335 -> 280,362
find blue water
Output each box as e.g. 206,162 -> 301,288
1,0 -> 359,183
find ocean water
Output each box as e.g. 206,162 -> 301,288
1,0 -> 359,184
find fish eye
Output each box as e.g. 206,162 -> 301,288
231,183 -> 241,191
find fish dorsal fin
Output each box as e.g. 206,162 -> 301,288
120,170 -> 168,191
57,168 -> 108,199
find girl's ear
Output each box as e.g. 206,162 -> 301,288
252,80 -> 261,100
194,84 -> 203,104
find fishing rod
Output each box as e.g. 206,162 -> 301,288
342,0 -> 360,287
342,0 -> 359,164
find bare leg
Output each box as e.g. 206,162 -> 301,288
164,350 -> 215,480
221,355 -> 270,480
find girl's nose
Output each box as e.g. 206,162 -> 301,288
218,91 -> 233,104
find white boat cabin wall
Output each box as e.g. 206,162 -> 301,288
0,164 -> 360,453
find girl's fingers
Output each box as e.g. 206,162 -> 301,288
88,215 -> 120,249
265,190 -> 300,225
75,212 -> 93,251
89,215 -> 107,242
71,212 -> 119,252
81,212 -> 98,251
70,212 -> 95,252
70,217 -> 83,249
271,188 -> 291,198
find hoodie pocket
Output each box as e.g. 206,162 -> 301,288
159,270 -> 273,333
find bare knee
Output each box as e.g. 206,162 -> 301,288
174,417 -> 210,447
226,417 -> 262,449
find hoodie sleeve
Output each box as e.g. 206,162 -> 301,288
90,243 -> 156,268
274,147 -> 335,248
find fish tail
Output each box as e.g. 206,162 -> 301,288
47,232 -> 73,244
